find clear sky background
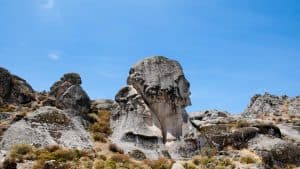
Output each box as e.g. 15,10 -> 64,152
1,0 -> 300,114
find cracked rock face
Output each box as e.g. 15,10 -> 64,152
111,56 -> 191,158
49,73 -> 91,114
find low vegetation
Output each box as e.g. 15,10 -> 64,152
4,143 -> 176,169
144,157 -> 174,169
89,110 -> 112,143
240,156 -> 256,164
0,104 -> 15,113
184,156 -> 235,169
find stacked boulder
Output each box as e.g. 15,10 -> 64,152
48,73 -> 91,115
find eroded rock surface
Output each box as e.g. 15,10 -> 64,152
0,67 -> 35,104
0,106 -> 93,150
49,73 -> 91,114
111,56 -> 191,158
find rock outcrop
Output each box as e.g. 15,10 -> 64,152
243,92 -> 300,122
0,106 -> 93,150
49,73 -> 91,114
0,67 -> 35,105
111,56 -> 191,158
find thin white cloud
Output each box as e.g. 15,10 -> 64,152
42,0 -> 55,9
48,53 -> 60,60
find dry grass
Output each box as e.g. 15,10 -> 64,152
0,104 -> 15,113
144,157 -> 173,169
89,110 -> 112,143
110,154 -> 130,163
240,156 -> 256,164
10,144 -> 35,162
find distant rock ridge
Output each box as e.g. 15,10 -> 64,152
243,92 -> 300,122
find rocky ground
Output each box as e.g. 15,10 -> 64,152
0,56 -> 299,169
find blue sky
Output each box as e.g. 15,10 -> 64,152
1,0 -> 300,113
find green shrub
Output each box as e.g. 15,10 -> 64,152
183,163 -> 196,169
104,160 -> 117,169
93,159 -> 105,169
240,156 -> 256,164
93,133 -> 107,143
10,144 -> 35,161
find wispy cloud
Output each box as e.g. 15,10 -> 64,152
41,0 -> 55,9
48,53 -> 60,60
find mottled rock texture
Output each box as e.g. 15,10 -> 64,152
49,73 -> 90,114
0,67 -> 35,104
243,93 -> 300,121
111,56 -> 191,158
0,106 -> 93,150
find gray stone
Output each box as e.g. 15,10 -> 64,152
111,56 -> 191,159
0,106 -> 93,150
57,85 -> 90,114
0,68 -> 35,104
243,93 -> 300,121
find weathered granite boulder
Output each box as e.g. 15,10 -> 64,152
127,56 -> 191,142
0,106 -> 93,150
0,67 -> 35,104
57,85 -> 90,114
111,56 -> 191,159
49,73 -> 91,114
248,135 -> 300,168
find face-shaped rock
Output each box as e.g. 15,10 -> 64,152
112,56 -> 191,150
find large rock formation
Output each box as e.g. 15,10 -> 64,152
0,67 -> 35,105
0,106 -> 93,150
49,73 -> 91,115
111,56 -> 191,158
